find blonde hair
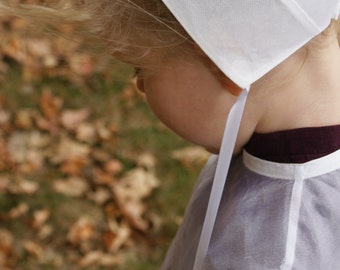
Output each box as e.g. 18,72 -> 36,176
87,1 -> 192,64
1,0 -> 192,67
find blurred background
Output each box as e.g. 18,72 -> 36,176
0,3 -> 210,270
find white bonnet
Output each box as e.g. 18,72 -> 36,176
162,0 -> 340,88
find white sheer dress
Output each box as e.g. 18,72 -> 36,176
161,126 -> 340,270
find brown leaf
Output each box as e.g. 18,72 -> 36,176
7,132 -> 31,164
87,188 -> 112,205
0,175 -> 9,193
0,138 -> 12,172
78,250 -> 119,267
19,149 -> 45,173
50,135 -> 90,164
0,229 -> 13,268
103,159 -> 123,176
92,149 -> 112,163
0,229 -> 14,256
15,109 -> 37,129
104,204 -> 121,220
52,177 -> 89,197
95,121 -> 112,141
78,250 -> 103,267
37,224 -> 53,240
23,241 -> 44,258
97,253 -> 121,267
67,217 -> 95,246
32,209 -> 50,229
0,110 -> 11,127
92,168 -> 116,185
27,130 -> 51,149
60,158 -> 87,176
118,168 -> 159,198
7,131 -> 49,170
8,203 -> 29,219
112,168 -> 159,231
106,219 -> 131,253
136,152 -> 157,171
8,178 -> 39,195
75,122 -> 97,143
0,109 -> 11,132
39,89 -> 63,120
60,108 -> 91,131
171,146 -> 210,168
69,54 -> 95,76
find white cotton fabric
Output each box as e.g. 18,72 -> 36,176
160,150 -> 340,270
161,0 -> 340,88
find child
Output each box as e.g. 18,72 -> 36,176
2,0 -> 340,269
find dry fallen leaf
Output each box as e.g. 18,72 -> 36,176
171,146 -> 210,168
91,149 -> 112,163
8,203 -> 29,219
0,109 -> 11,126
105,219 -> 131,253
103,159 -> 123,176
15,109 -> 37,129
112,168 -> 159,231
37,224 -> 54,240
23,241 -> 44,258
53,177 -> 89,197
78,250 -> 119,267
60,108 -> 91,131
0,14 -> 164,268
60,158 -> 88,176
39,89 -> 63,120
50,135 -> 90,164
95,121 -> 112,141
7,178 -> 40,195
67,217 -> 95,246
69,53 -> 96,76
0,229 -> 13,268
32,209 -> 50,229
76,122 -> 97,143
118,168 -> 159,198
0,139 -> 11,172
136,152 -> 157,171
78,250 -> 103,267
7,132 -> 32,164
7,131 -> 48,172
87,188 -> 112,205
0,175 -> 9,193
26,130 -> 51,149
0,229 -> 13,257
92,168 -> 116,185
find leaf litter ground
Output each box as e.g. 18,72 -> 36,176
0,5 -> 209,270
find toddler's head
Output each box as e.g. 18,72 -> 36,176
2,0 -> 340,152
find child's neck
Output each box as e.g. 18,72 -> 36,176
251,31 -> 340,134
255,34 -> 340,93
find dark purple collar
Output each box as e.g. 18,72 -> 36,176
244,125 -> 340,163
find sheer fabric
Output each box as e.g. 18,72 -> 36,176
161,150 -> 340,270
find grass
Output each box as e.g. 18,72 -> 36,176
0,60 -> 204,269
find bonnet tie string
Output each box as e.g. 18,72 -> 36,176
193,87 -> 249,270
